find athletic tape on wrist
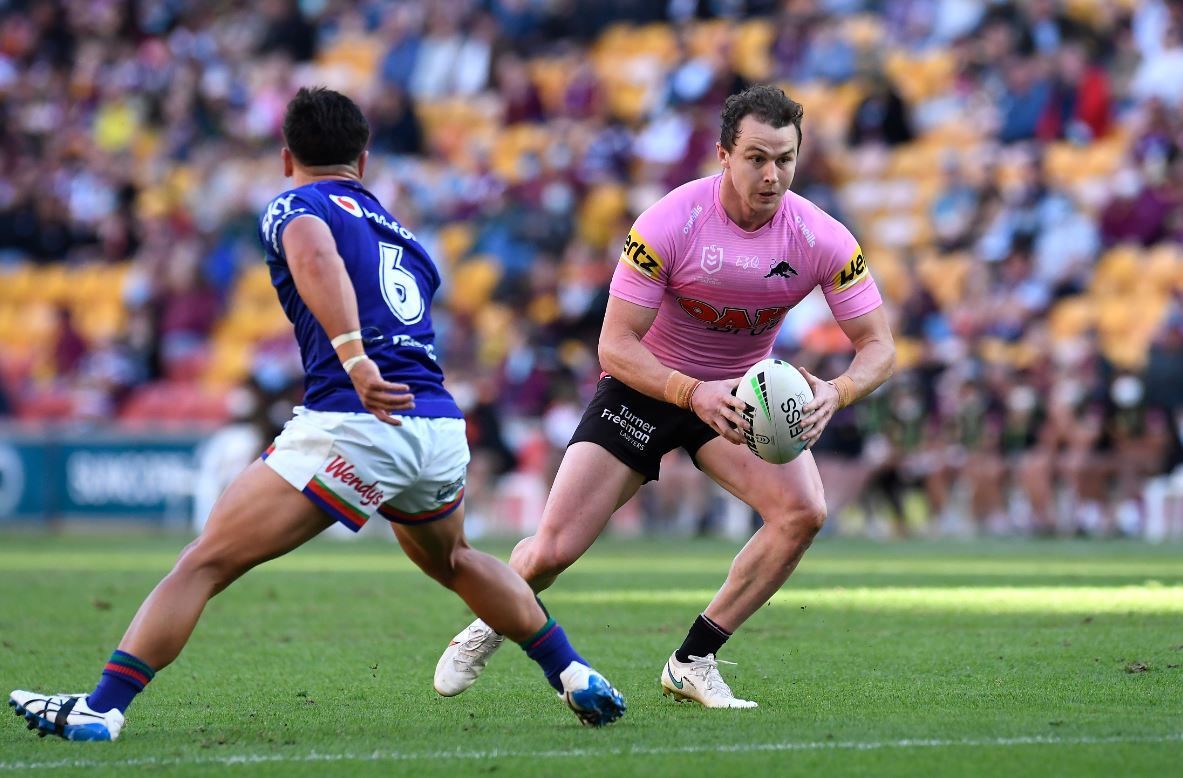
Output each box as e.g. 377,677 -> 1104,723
331,330 -> 363,350
829,375 -> 856,409
342,354 -> 370,375
664,371 -> 701,409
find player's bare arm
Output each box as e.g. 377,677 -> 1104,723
599,295 -> 748,445
282,214 -> 414,425
798,305 -> 895,445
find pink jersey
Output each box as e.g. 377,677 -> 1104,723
609,174 -> 882,381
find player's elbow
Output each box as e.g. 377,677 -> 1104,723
288,247 -> 337,280
881,340 -> 897,382
597,336 -> 627,377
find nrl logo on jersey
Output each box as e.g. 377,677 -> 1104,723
700,245 -> 724,274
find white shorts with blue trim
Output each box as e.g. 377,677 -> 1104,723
262,407 -> 469,532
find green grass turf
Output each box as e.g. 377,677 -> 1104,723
0,534 -> 1180,776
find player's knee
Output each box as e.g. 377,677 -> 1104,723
767,498 -> 827,540
416,546 -> 468,590
173,536 -> 252,591
520,538 -> 578,582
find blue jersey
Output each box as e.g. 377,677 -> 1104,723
258,179 -> 462,419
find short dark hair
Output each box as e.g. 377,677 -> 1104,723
719,85 -> 804,151
282,86 -> 370,167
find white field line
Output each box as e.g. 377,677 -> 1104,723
0,733 -> 1179,770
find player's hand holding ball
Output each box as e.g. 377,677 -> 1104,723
348,357 -> 415,426
796,367 -> 840,447
689,377 -> 749,445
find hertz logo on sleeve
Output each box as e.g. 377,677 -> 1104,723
831,247 -> 868,293
620,228 -> 664,280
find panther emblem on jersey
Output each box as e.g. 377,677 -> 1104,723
764,260 -> 797,279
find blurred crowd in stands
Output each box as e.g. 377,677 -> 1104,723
3,0 -> 1183,539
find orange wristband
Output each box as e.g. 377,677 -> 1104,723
828,375 -> 856,409
664,370 -> 702,409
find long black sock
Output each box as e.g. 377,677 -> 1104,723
675,613 -> 731,663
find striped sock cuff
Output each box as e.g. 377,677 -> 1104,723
700,613 -> 732,638
103,650 -> 156,688
518,617 -> 558,650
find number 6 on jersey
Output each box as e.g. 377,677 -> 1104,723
379,241 -> 424,324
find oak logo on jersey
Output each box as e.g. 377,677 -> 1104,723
677,298 -> 790,334
330,194 -> 363,217
700,245 -> 724,274
620,228 -> 663,280
831,247 -> 868,292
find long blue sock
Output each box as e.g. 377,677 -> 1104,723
520,617 -> 586,693
87,650 -> 155,714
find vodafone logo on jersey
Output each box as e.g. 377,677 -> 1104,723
330,194 -> 363,217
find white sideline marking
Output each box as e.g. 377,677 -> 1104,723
0,733 -> 1179,770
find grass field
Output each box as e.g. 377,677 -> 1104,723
0,534 -> 1180,776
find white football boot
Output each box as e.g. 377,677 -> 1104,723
558,661 -> 626,727
433,618 -> 505,696
9,690 -> 125,741
660,653 -> 758,708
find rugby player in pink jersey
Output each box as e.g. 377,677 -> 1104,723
435,85 -> 895,707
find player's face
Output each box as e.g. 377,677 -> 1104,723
719,116 -> 799,217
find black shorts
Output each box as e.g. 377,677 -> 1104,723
568,376 -> 719,483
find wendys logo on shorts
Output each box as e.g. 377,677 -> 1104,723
330,194 -> 363,217
323,455 -> 385,507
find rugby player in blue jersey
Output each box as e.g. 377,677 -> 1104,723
9,87 -> 624,740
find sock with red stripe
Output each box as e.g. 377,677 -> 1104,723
519,617 -> 586,693
87,650 -> 156,714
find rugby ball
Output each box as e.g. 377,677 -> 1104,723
734,358 -> 814,464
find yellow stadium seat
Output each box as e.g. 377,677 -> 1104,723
527,58 -> 573,114
733,19 -> 774,81
72,302 -> 125,344
317,33 -> 383,84
203,341 -> 252,388
438,223 -> 476,267
887,142 -> 945,179
688,19 -> 731,60
0,264 -> 34,304
1091,244 -> 1142,296
892,336 -> 923,370
1142,243 -> 1181,292
1048,297 -> 1095,340
577,184 -> 628,250
867,248 -> 910,302
841,14 -> 885,49
475,304 -> 514,366
916,253 -> 970,307
37,265 -> 72,305
447,257 -> 502,315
